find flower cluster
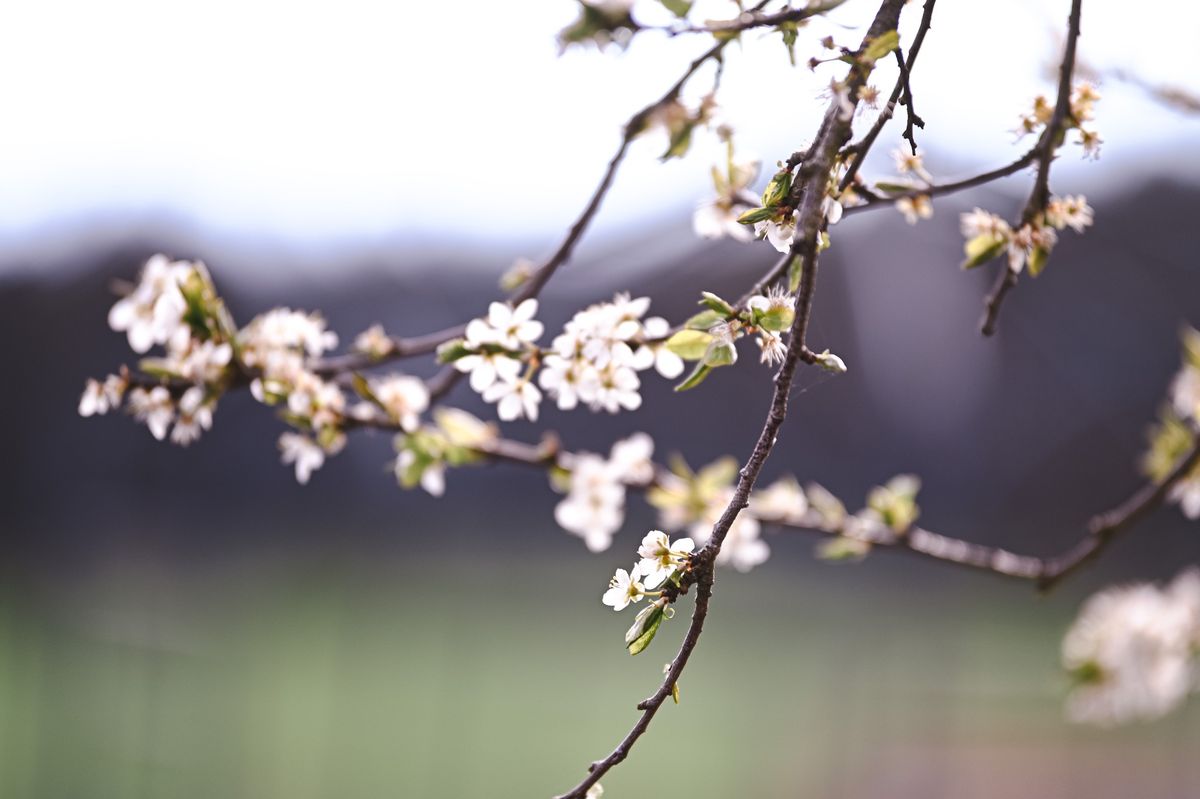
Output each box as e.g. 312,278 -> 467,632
82,255 -> 235,445
884,148 -> 934,225
446,295 -> 683,422
555,432 -> 655,552
959,194 -> 1094,277
394,408 -> 498,497
602,530 -> 694,654
748,474 -> 921,562
541,294 -> 682,413
693,141 -> 760,242
1015,82 -> 1103,160
1143,327 -> 1200,519
647,456 -> 770,571
735,151 -> 850,254
452,299 -> 544,421
1062,568 -> 1200,726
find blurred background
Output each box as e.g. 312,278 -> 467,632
3,0 -> 1200,796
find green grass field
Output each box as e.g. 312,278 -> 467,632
2,548 -> 1198,798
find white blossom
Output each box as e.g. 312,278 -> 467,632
694,155 -> 759,242
755,211 -> 798,253
539,294 -> 668,413
169,385 -> 213,446
688,488 -> 770,572
1045,194 -> 1094,234
455,349 -> 523,393
1063,569 -> 1200,726
372,375 -> 429,432
895,194 -> 933,225
608,432 -> 655,485
555,453 -> 625,552
353,324 -> 393,358
636,530 -> 695,588
751,477 -> 808,523
1007,223 -> 1057,274
79,374 -> 127,417
482,376 -> 542,422
240,308 -> 339,388
630,317 -> 685,379
465,299 -> 543,350
892,148 -> 932,182
1168,476 -> 1200,520
395,449 -> 446,497
757,331 -> 787,366
602,563 -> 647,611
960,208 -> 1012,240
127,386 -> 174,441
278,432 -> 335,485
168,339 -> 233,384
107,254 -> 192,353
285,371 -> 346,432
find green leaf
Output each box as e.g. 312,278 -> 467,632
627,606 -> 665,656
661,120 -> 697,161
760,170 -> 793,208
873,181 -> 917,195
351,373 -> 380,406
658,0 -> 693,16
737,206 -> 775,225
436,339 -> 473,364
816,536 -> 872,562
699,291 -> 735,317
684,309 -> 726,330
863,29 -> 899,62
787,253 -> 803,292
702,340 -> 737,367
665,329 -> 713,361
779,23 -> 799,67
961,233 -> 1008,270
1027,244 -> 1051,277
674,362 -> 713,392
696,456 -> 739,493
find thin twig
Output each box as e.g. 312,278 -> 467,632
641,4 -> 829,38
980,0 -> 1083,336
839,0 -> 937,191
553,3 -> 907,795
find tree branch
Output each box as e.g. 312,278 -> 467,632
552,3 -> 907,795
839,0 -> 937,191
980,0 -> 1083,336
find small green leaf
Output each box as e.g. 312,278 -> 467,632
787,253 -> 803,292
661,120 -> 697,161
863,29 -> 899,62
961,233 -> 1008,270
737,206 -> 775,225
760,170 -> 793,208
684,309 -> 726,330
1027,245 -> 1051,277
674,362 -> 713,391
436,339 -> 473,364
699,291 -> 735,317
873,181 -> 917,195
657,0 -> 692,16
665,329 -> 713,361
627,606 -> 665,656
702,340 -> 737,367
816,536 -> 872,562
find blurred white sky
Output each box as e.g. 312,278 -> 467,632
1,0 -> 1198,260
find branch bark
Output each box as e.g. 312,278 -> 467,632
552,2 -> 907,795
